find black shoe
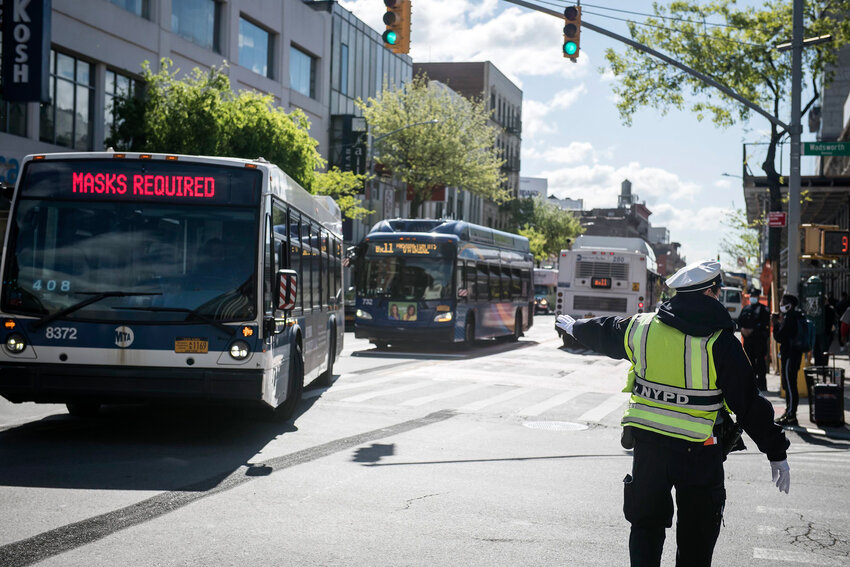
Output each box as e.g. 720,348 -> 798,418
774,412 -> 787,424
776,414 -> 798,426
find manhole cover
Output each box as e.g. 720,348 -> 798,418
523,421 -> 588,432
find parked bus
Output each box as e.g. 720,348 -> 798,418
354,219 -> 534,349
0,152 -> 344,420
533,267 -> 558,314
555,235 -> 660,344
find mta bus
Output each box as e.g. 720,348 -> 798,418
354,219 -> 534,349
0,152 -> 343,420
556,235 -> 660,331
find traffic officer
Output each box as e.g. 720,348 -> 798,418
738,288 -> 771,391
555,260 -> 790,567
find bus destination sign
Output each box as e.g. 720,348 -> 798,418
371,242 -> 439,256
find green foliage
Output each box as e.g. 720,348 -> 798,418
720,209 -> 762,274
506,197 -> 584,262
357,74 -> 508,217
107,59 -> 369,221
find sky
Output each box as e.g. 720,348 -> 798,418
338,0 -> 820,268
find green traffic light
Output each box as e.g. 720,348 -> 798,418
563,41 -> 578,56
383,30 -> 398,45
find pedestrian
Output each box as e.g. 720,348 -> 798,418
738,288 -> 770,391
555,260 -> 790,567
837,292 -> 850,347
771,294 -> 805,426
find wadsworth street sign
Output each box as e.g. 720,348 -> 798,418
768,212 -> 787,228
803,142 -> 850,156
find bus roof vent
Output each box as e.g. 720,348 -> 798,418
377,219 -> 444,233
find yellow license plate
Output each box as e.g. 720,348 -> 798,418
175,338 -> 208,354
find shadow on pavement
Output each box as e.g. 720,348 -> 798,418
351,338 -> 538,360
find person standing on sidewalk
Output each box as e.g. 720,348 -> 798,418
772,294 -> 805,426
738,288 -> 770,391
555,260 -> 790,567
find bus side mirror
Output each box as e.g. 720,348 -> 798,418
277,269 -> 297,311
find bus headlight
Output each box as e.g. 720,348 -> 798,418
539,299 -> 548,306
356,309 -> 372,320
433,311 -> 453,323
5,333 -> 26,353
229,340 -> 250,360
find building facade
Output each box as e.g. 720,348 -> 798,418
519,176 -> 547,199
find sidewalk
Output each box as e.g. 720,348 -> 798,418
761,339 -> 850,441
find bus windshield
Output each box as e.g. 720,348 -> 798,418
2,199 -> 258,322
360,255 -> 453,301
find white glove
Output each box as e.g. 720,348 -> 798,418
555,314 -> 576,337
770,460 -> 790,494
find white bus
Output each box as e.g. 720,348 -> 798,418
0,152 -> 343,420
555,235 -> 660,331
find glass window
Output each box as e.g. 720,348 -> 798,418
475,263 -> 489,301
311,224 -> 321,309
109,0 -> 150,18
239,18 -> 273,78
40,51 -> 94,150
511,268 -> 522,298
172,0 -> 221,53
339,44 -> 349,96
300,221 -> 312,309
288,212 -> 303,313
105,69 -> 141,140
488,264 -> 501,300
290,46 -> 316,98
360,255 -> 452,301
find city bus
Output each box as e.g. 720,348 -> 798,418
354,219 -> 534,348
0,151 -> 344,420
555,235 -> 660,345
533,267 -> 558,314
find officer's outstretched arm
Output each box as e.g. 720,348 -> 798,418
571,316 -> 631,359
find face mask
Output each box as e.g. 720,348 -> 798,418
780,304 -> 790,313
749,297 -> 759,304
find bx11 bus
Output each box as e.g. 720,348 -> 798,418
354,219 -> 534,349
0,152 -> 343,420
555,235 -> 660,345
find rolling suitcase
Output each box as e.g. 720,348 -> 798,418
803,356 -> 845,427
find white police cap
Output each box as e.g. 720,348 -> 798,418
665,260 -> 723,292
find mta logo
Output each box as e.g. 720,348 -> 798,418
114,326 -> 134,348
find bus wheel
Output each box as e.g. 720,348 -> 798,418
317,327 -> 335,388
510,312 -> 522,342
373,341 -> 389,351
276,342 -> 304,422
464,316 -> 476,348
66,402 -> 100,417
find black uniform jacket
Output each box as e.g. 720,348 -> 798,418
772,308 -> 804,357
572,292 -> 789,462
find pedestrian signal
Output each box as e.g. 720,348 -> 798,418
563,5 -> 581,60
383,0 -> 411,54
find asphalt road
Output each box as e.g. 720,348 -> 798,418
0,316 -> 848,566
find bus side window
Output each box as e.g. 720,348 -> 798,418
456,261 -> 466,302
523,270 -> 532,299
510,268 -> 521,298
300,220 -> 311,310
475,262 -> 489,301
488,264 -> 501,301
500,265 -> 511,300
312,224 -> 322,310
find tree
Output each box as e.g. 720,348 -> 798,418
357,74 -> 508,217
107,59 -> 370,220
505,197 -> 584,263
603,0 -> 850,268
720,209 -> 762,275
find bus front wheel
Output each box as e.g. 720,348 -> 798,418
510,312 -> 522,342
464,316 -> 476,348
317,326 -> 335,388
276,342 -> 304,422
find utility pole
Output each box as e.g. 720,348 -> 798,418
787,0 -> 804,295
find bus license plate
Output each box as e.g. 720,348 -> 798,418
175,338 -> 208,353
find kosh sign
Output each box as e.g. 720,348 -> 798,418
1,0 -> 51,102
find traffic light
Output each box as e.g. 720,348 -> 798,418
382,0 -> 411,54
563,5 -> 581,60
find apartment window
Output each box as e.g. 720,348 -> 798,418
290,46 -> 316,99
109,0 -> 150,19
239,18 -> 273,78
105,69 -> 141,138
40,51 -> 94,150
172,0 -> 221,53
339,44 -> 349,96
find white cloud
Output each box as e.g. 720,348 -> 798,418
522,85 -> 587,137
523,142 -> 595,165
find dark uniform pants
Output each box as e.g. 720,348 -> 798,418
743,332 -> 768,391
780,353 -> 802,417
623,431 -> 726,567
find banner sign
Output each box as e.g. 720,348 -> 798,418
2,0 -> 51,102
767,211 -> 787,228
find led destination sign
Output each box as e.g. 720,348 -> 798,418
370,241 -> 440,256
19,159 -> 262,206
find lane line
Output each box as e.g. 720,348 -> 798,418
401,383 -> 488,407
577,393 -> 629,423
457,387 -> 534,412
516,390 -> 582,417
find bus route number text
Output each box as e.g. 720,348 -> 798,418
372,242 -> 438,256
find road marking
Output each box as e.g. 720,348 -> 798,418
757,506 -> 850,520
577,393 -> 629,423
753,548 -> 846,565
303,374 -> 403,399
401,383 -> 488,407
457,387 -> 534,412
757,525 -> 779,535
340,381 -> 434,403
516,390 -> 582,417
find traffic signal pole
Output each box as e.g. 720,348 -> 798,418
501,0 -> 807,293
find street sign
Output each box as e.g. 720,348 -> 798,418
767,212 -> 787,227
803,142 -> 850,156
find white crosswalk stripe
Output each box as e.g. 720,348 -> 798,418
401,383 -> 488,407
577,392 -> 630,422
516,390 -> 583,416
456,387 -> 535,412
339,381 -> 433,403
753,548 -> 847,565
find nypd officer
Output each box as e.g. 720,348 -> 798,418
555,260 -> 790,567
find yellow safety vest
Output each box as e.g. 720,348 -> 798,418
622,312 -> 724,442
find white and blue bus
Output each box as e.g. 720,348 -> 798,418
354,219 -> 534,348
0,152 -> 343,420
